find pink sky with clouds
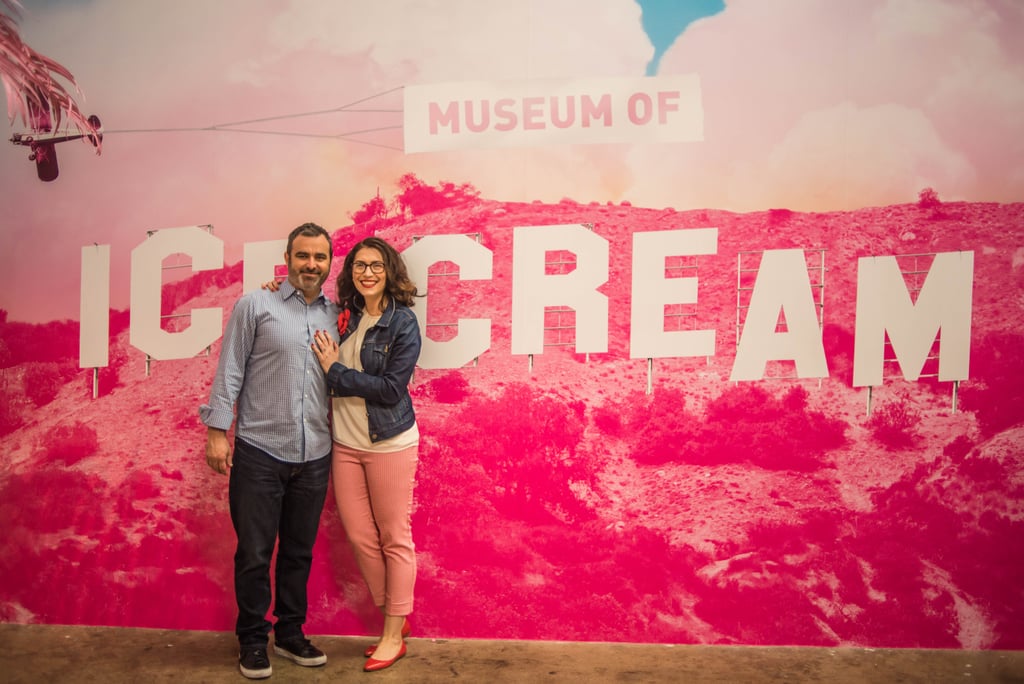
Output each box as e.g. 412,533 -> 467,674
1,0 -> 1021,323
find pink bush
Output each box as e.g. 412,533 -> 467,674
432,383 -> 590,522
23,361 -> 75,406
37,421 -> 100,466
618,384 -> 846,470
959,332 -> 1024,436
867,399 -> 920,449
422,370 -> 471,403
917,187 -> 941,209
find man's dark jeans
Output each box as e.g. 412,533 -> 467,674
229,439 -> 330,647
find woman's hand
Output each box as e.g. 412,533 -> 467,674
311,329 -> 340,373
261,279 -> 283,292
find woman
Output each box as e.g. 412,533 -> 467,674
310,236 -> 422,672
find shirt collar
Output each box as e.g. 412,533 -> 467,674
280,279 -> 328,306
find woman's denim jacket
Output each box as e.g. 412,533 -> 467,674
325,300 -> 421,443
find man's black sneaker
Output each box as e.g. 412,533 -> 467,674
274,636 -> 327,667
239,646 -> 272,679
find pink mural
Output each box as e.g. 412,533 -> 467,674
1,1 -> 1022,652
1,180 -> 1022,647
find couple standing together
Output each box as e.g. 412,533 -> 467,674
199,223 -> 420,678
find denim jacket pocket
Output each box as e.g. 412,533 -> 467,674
364,341 -> 389,375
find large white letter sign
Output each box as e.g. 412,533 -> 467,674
79,244 -> 110,368
512,224 -> 609,355
730,249 -> 829,381
853,251 -> 974,387
403,234 -> 493,369
130,226 -> 224,361
630,228 -> 717,359
243,239 -> 287,293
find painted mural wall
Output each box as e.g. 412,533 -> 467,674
1,0 -> 1022,649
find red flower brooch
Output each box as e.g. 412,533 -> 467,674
337,309 -> 351,335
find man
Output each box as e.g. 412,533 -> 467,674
200,222 -> 338,679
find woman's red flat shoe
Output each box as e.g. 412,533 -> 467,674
363,640 -> 406,672
363,618 -> 411,657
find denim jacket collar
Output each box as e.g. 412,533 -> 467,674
344,298 -> 396,343
375,298 -> 398,327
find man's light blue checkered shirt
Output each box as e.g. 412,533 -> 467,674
199,280 -> 339,463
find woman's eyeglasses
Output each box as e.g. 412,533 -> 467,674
352,261 -> 385,274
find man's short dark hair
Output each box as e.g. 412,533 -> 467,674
286,222 -> 332,257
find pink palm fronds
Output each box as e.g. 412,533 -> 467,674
1,0 -> 101,152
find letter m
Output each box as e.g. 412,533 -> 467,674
429,101 -> 460,134
853,252 -> 973,387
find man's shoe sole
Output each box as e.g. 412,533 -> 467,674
273,644 -> 327,667
239,662 -> 272,679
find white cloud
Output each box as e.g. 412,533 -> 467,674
739,102 -> 975,210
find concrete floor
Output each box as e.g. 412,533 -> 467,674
2,624 -> 1022,683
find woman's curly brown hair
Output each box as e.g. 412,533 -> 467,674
336,236 -> 418,310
